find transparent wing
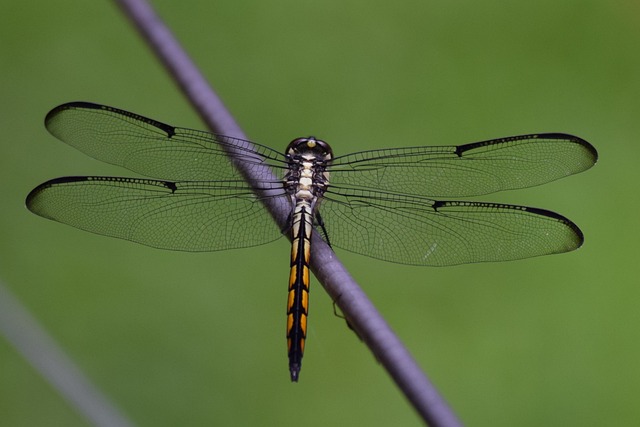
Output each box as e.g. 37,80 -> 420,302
26,176 -> 289,251
317,185 -> 583,266
329,134 -> 598,197
44,102 -> 288,181
35,103 -> 595,265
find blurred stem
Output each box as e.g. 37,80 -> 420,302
114,0 -> 462,425
0,281 -> 135,427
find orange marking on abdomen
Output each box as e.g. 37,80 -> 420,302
288,265 -> 297,289
286,313 -> 294,335
300,313 -> 307,337
301,265 -> 309,290
287,289 -> 295,312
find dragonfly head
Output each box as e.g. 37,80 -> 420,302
287,136 -> 333,162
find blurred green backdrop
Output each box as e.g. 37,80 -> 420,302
1,1 -> 638,426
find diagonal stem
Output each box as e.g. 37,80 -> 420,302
0,281 -> 136,427
115,1 -> 463,425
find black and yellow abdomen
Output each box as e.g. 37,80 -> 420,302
286,202 -> 313,382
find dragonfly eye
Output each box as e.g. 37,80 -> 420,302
287,136 -> 333,159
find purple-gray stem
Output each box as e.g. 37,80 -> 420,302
115,1 -> 462,425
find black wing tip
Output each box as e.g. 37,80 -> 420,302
457,132 -> 598,166
25,185 -> 43,211
525,205 -> 585,250
26,176 -> 179,211
45,102 -> 103,126
434,201 -> 586,253
26,176 -> 91,214
537,133 -> 598,164
44,101 -> 176,138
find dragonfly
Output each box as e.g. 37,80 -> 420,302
26,102 -> 598,381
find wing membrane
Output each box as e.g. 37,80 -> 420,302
318,185 -> 583,266
26,176 -> 287,251
33,102 -> 597,265
329,134 -> 597,197
45,102 -> 287,181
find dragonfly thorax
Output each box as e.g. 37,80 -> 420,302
284,137 -> 332,202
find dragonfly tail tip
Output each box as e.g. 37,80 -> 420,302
289,365 -> 300,382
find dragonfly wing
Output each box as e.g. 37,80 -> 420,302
45,102 -> 287,181
26,176 -> 287,251
329,134 -> 597,197
316,186 -> 583,266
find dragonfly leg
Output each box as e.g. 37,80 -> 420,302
314,211 -> 332,248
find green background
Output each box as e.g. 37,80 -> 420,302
1,1 -> 638,426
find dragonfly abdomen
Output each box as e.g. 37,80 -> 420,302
287,201 -> 313,382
